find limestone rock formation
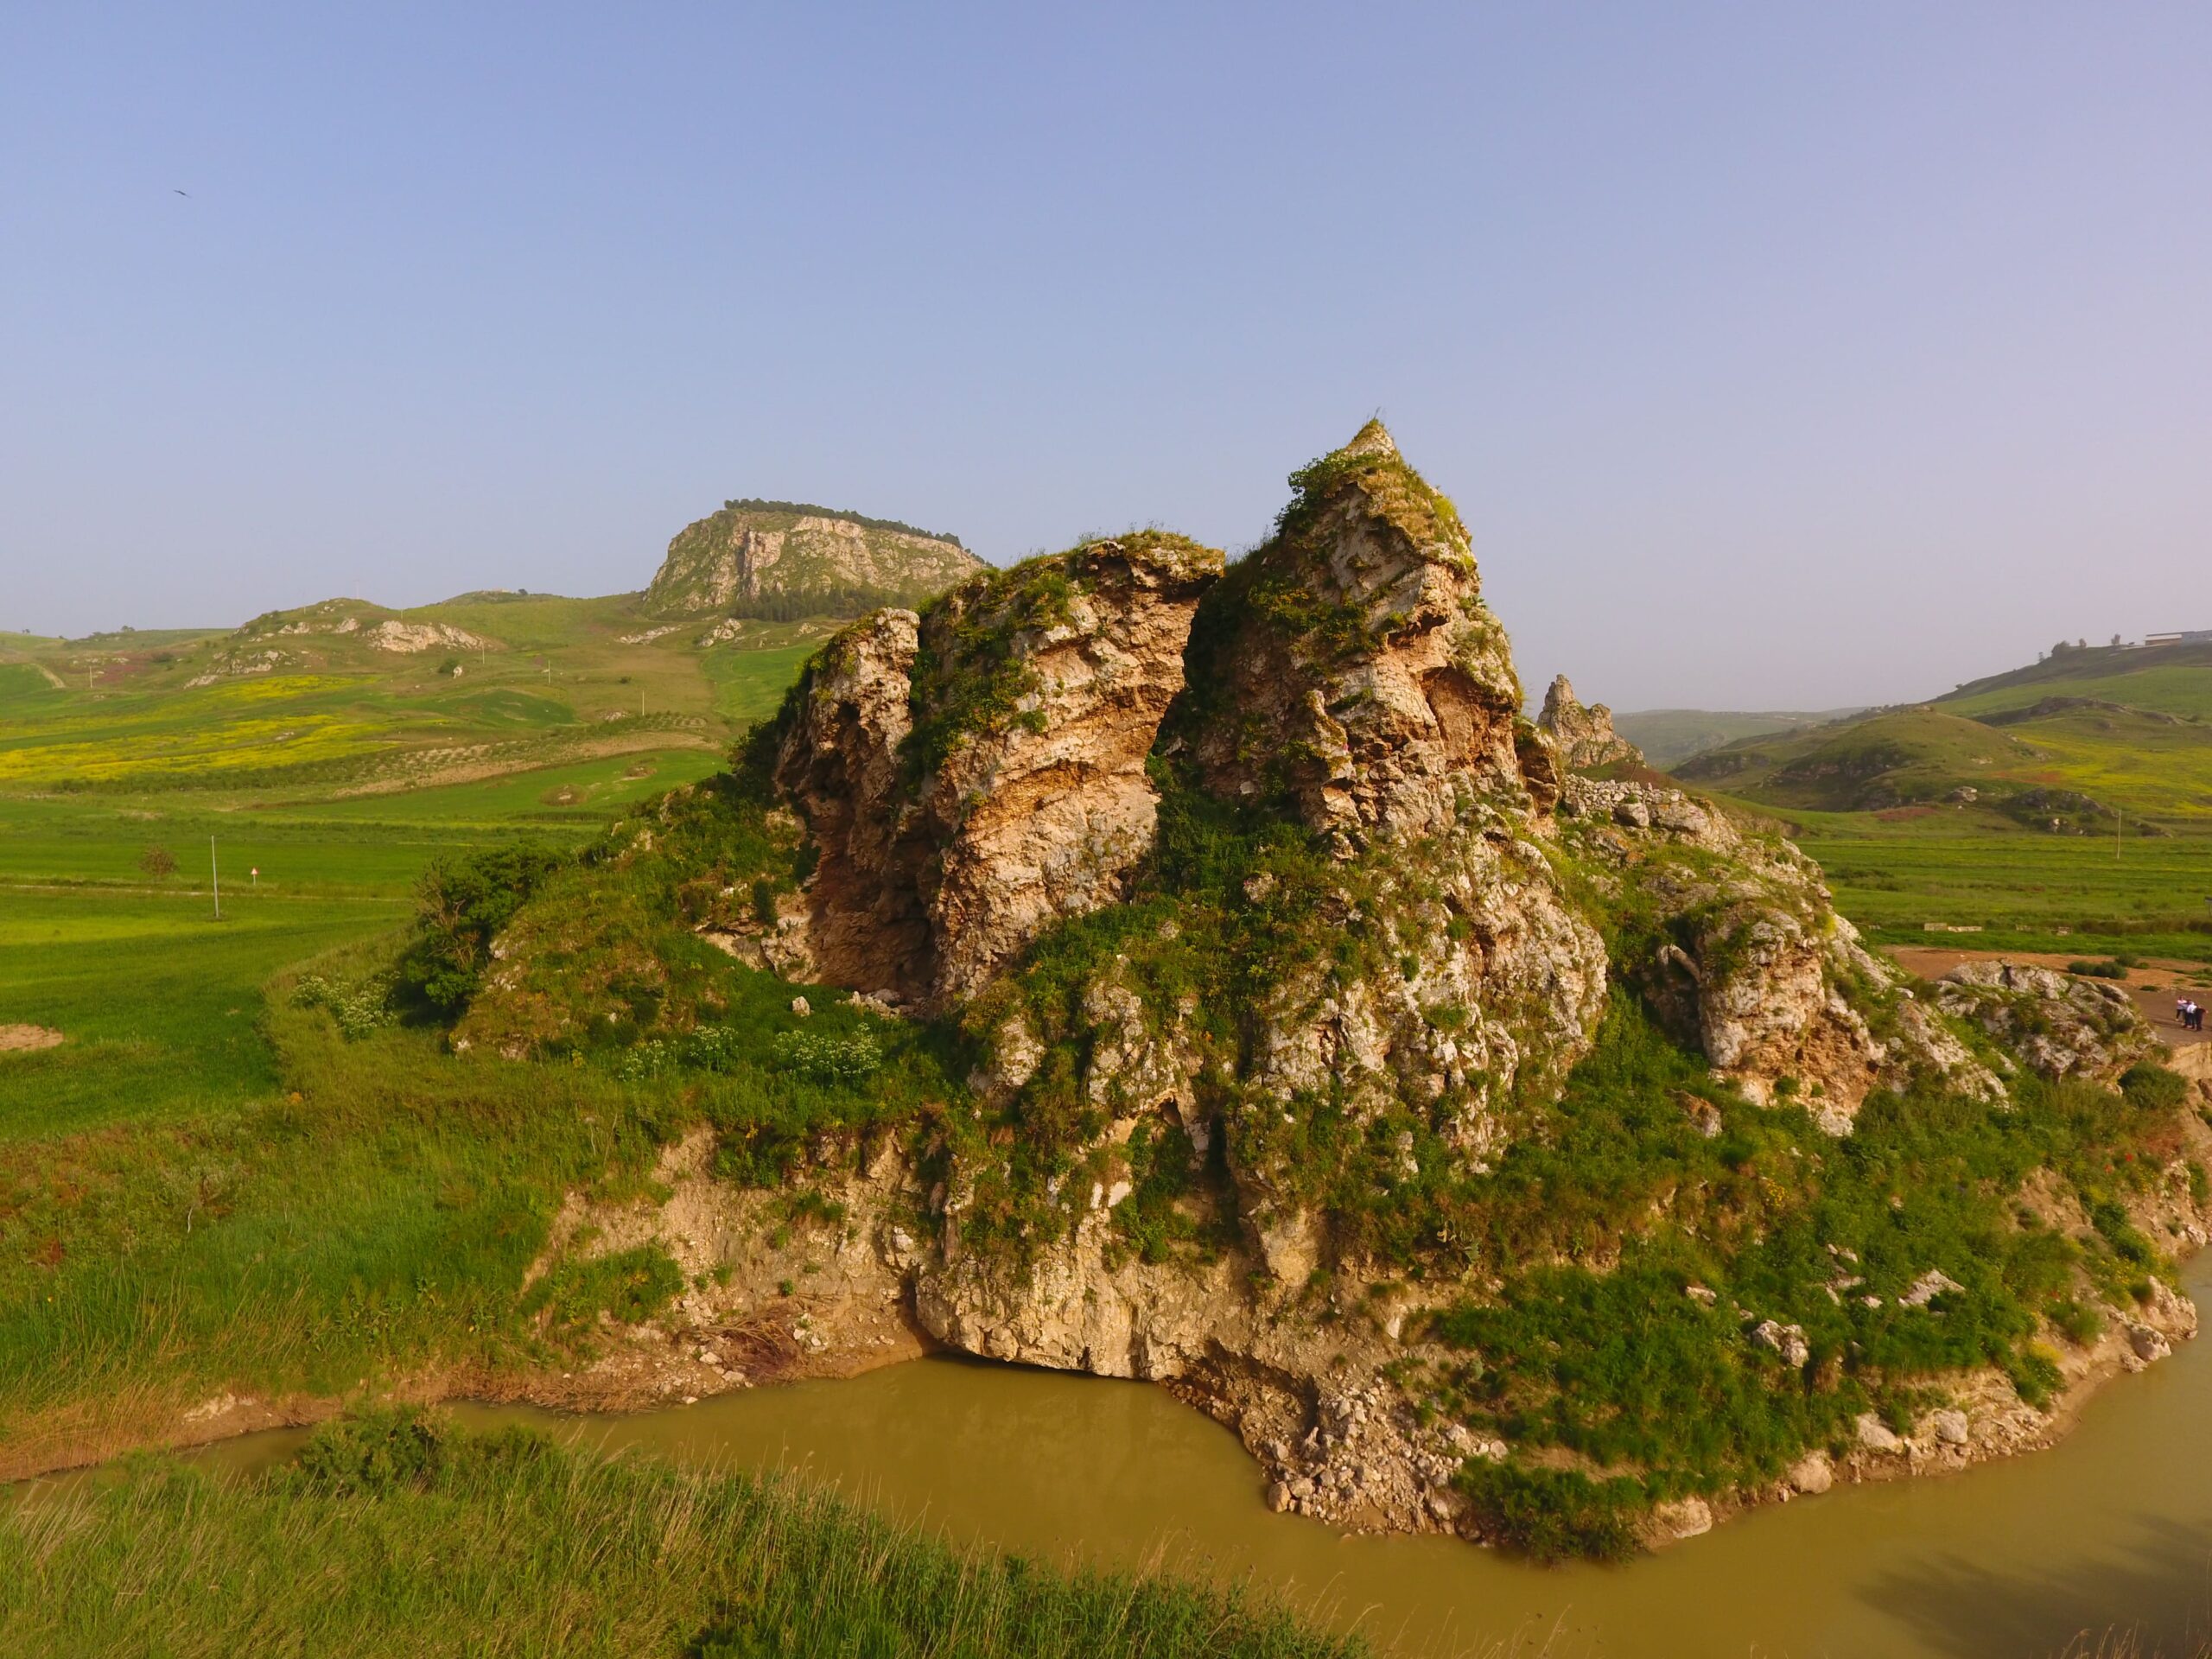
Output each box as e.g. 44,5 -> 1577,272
644,500 -> 982,620
1182,420 -> 1541,843
364,619 -> 484,654
773,532 -> 1224,1010
1936,962 -> 2159,1081
1558,777 -> 2001,1126
1537,675 -> 1640,770
454,420 -> 2209,1558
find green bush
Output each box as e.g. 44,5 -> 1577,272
1455,1462 -> 1644,1564
521,1243 -> 684,1349
2120,1062 -> 2189,1113
396,842 -> 569,1014
768,1030 -> 881,1083
292,970 -> 397,1040
288,1406 -> 447,1497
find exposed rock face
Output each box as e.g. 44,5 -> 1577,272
770,609 -> 929,992
1184,421 -> 1540,844
645,502 -> 982,620
364,619 -> 484,654
773,534 -> 1224,1009
1537,675 -> 1639,770
1559,777 -> 2001,1125
915,537 -> 1223,1003
1936,963 -> 2159,1081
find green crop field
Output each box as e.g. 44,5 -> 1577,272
0,596 -> 830,1470
1787,815 -> 2212,963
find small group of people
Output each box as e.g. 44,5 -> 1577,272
2178,996 -> 2206,1033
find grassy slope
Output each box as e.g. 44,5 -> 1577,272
1939,640 -> 2212,719
0,1412 -> 1357,1659
1610,707 -> 1864,769
0,599 -> 824,1462
1654,648 -> 2212,960
0,593 -> 728,796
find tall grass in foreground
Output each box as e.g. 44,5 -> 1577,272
0,1410 -> 1365,1659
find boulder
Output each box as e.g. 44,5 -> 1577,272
1751,1319 -> 1812,1368
1649,1495 -> 1713,1541
1902,1268 -> 1965,1308
1787,1451 -> 1834,1494
1855,1413 -> 1904,1454
1928,1409 -> 1970,1446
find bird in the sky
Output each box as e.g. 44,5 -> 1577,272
173,188 -> 188,197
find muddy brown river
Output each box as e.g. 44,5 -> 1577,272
121,1254 -> 2212,1656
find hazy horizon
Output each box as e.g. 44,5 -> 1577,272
6,4 -> 2209,709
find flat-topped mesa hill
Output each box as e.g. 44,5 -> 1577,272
642,499 -> 985,623
436,423 -> 2204,1559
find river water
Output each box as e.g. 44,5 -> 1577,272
164,1256 -> 2212,1657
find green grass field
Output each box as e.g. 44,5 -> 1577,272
1791,819 -> 2212,962
0,601 -> 823,1468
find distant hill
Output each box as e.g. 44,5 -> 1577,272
1611,707 -> 1866,768
0,493 -> 991,801
642,499 -> 983,622
1934,637 -> 2212,721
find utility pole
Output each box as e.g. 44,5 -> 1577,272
210,837 -> 221,921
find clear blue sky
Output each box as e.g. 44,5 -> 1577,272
5,3 -> 2208,708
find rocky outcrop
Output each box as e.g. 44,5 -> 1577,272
457,421 -> 2209,1560
1560,777 -> 2002,1126
769,609 -> 929,991
1181,421 -> 1541,844
772,533 -> 1224,1010
1936,963 -> 2160,1081
365,619 -> 484,654
644,502 -> 982,620
1536,675 -> 1639,770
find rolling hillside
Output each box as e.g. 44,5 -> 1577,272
1675,643 -> 2212,835
1610,706 -> 1865,768
1937,637 -> 2212,720
0,496 -> 982,804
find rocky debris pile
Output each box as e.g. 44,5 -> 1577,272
644,501 -> 982,620
772,533 -> 1223,1011
1936,962 -> 2158,1081
1537,675 -> 1640,770
186,649 -> 295,686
